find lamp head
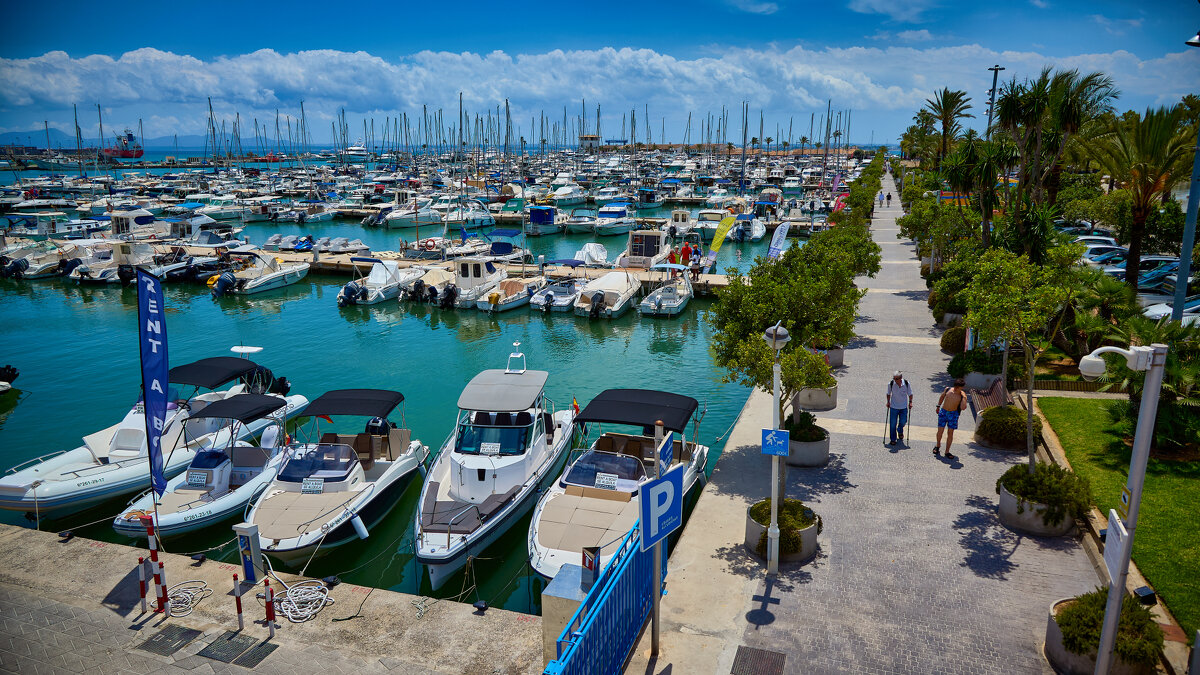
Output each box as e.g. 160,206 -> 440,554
1078,353 -> 1108,381
1187,29 -> 1200,48
763,321 -> 790,352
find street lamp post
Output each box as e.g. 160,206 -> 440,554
1079,344 -> 1169,675
763,321 -> 791,576
1174,33 -> 1199,323
986,65 -> 1005,140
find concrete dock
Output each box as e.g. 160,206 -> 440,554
0,524 -> 542,674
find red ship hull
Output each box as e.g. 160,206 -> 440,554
102,148 -> 144,159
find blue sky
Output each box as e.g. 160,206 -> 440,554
1,0 -> 1197,147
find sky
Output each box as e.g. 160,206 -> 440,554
1,0 -> 1197,148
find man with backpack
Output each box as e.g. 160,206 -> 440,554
886,371 -> 913,446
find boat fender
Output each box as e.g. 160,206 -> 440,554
351,514 -> 369,540
488,292 -> 501,305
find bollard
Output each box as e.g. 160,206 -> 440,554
264,580 -> 276,639
154,561 -> 168,614
233,574 -> 244,631
140,515 -> 167,613
137,557 -> 147,614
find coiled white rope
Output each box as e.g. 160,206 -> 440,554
273,579 -> 334,623
167,580 -> 212,617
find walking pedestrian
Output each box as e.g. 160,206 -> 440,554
877,190 -> 884,208
886,371 -> 913,446
934,378 -> 969,460
885,192 -> 892,207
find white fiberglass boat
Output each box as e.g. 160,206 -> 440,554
528,389 -> 708,580
525,206 -> 561,236
694,209 -> 729,242
248,389 -> 429,566
0,355 -> 305,516
337,258 -> 423,307
530,277 -> 584,312
415,345 -> 575,590
447,256 -> 506,309
574,271 -> 641,319
616,230 -> 670,269
594,203 -> 635,236
476,276 -> 548,313
726,214 -> 766,243
210,251 -> 310,297
638,265 -> 693,317
111,394 -> 300,538
562,208 -> 597,235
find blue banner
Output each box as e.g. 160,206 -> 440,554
767,222 -> 791,259
135,270 -> 169,496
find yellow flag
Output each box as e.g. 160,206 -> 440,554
709,216 -> 737,255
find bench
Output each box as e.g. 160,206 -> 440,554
967,378 -> 1012,419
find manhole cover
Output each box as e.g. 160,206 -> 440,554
232,641 -> 278,668
197,631 -> 258,663
731,645 -> 786,675
137,625 -> 203,656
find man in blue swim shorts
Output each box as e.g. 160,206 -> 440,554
935,378 -> 968,460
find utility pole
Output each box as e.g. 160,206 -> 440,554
986,64 -> 1005,139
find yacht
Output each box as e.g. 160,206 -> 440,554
382,198 -> 442,229
528,389 -> 708,580
336,258 -> 424,307
551,183 -> 587,207
562,208 -> 597,235
573,270 -> 641,319
616,230 -> 670,269
210,251 -> 310,297
0,355 -> 305,515
248,389 -> 428,566
594,203 -> 635,237
694,209 -> 729,242
593,186 -> 625,206
443,200 -> 496,230
111,394 -> 298,538
526,206 -> 561,236
415,344 -> 575,590
666,209 -> 694,238
638,265 -> 693,317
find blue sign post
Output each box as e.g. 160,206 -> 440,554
135,270 -> 168,496
762,428 -> 789,457
640,463 -> 684,552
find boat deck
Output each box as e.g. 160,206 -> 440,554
536,487 -> 637,557
254,489 -> 362,540
419,480 -> 519,535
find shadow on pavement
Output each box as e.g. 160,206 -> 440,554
101,563 -> 141,616
892,289 -> 929,302
789,453 -> 856,501
952,494 -> 1021,580
847,335 -> 878,350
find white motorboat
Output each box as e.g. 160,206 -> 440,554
574,270 -> 641,319
383,198 -> 441,229
210,251 -> 310,297
403,267 -> 456,304
528,389 -> 708,580
68,241 -> 194,284
638,265 -> 693,317
443,200 -> 496,230
562,208 -> 598,235
280,202 -> 337,224
594,203 -> 635,236
573,243 -> 610,267
530,277 -> 584,313
593,186 -> 626,206
694,209 -> 729,242
616,230 -> 670,269
525,206 -> 561,236
415,345 -> 575,590
337,258 -> 423,307
447,256 -> 506,309
666,209 -> 694,238
551,183 -> 587,207
249,389 -> 429,566
476,276 -> 548,313
111,394 -> 298,538
0,355 -> 306,516
726,214 -> 766,243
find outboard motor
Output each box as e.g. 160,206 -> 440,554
588,291 -> 605,319
668,224 -> 677,239
426,284 -> 438,304
59,258 -> 83,277
338,281 -> 363,307
0,365 -> 18,385
296,211 -> 307,225
116,264 -> 138,285
541,290 -> 554,312
268,211 -> 278,223
365,417 -> 394,436
211,271 -> 236,298
439,284 -> 458,309
2,257 -> 28,279
269,374 -> 291,396
406,278 -> 425,302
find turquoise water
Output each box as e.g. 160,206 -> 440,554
0,225 -> 756,613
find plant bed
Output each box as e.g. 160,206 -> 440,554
1044,590 -> 1163,675
744,498 -> 820,564
974,405 -> 1043,451
783,411 -> 830,467
995,463 -> 1090,536
793,383 -> 837,412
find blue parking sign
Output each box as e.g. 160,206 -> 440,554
640,464 -> 685,552
762,428 -> 789,456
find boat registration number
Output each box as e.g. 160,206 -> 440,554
302,477 -> 324,494
595,472 -> 619,491
187,471 -> 207,487
480,442 -> 501,456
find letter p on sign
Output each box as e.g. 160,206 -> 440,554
640,464 -> 685,552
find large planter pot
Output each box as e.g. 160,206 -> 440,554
793,385 -> 837,412
786,431 -> 830,467
973,428 -> 1025,452
822,347 -> 845,368
964,371 -> 1000,390
940,313 -> 964,328
744,506 -> 819,564
1044,599 -> 1153,675
998,484 -> 1076,537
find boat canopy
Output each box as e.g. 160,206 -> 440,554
575,389 -> 699,433
186,393 -> 286,423
547,259 -> 585,267
457,369 -> 549,412
169,357 -> 261,389
485,229 -> 522,239
305,389 -> 405,418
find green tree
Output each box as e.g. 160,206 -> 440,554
923,88 -> 974,167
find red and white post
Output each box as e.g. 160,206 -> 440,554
233,574 -> 244,631
139,515 -> 167,614
136,557 -> 147,614
264,580 -> 276,638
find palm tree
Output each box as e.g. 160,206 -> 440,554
923,88 -> 974,167
1088,105 -> 1193,291
798,135 -> 809,156
750,137 -> 759,152
764,136 -> 774,155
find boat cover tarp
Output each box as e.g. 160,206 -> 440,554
575,389 -> 698,433
169,357 -> 260,389
486,229 -> 522,238
305,389 -> 405,418
187,394 -> 286,422
457,370 -> 549,412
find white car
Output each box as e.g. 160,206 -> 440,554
1082,244 -> 1127,264
1142,296 -> 1200,323
1074,235 -> 1120,247
1136,275 -> 1196,308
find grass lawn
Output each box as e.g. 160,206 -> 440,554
1039,397 -> 1199,642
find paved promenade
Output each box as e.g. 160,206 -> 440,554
626,173 -> 1101,674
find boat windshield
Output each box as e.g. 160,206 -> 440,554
562,450 -> 646,492
455,411 -> 533,457
278,444 -> 356,482
698,212 -> 723,222
191,450 -> 229,469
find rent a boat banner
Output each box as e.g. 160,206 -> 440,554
136,269 -> 168,495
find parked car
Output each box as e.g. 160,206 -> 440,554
1136,275 -> 1197,308
1074,235 -> 1120,247
1082,244 -> 1128,264
1101,255 -> 1178,280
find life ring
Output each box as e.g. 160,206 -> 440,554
422,239 -> 437,251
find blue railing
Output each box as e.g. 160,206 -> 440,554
544,520 -> 668,675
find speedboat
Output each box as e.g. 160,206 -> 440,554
210,251 -> 310,297
530,277 -> 584,313
616,230 -> 670,269
337,258 -> 423,307
694,209 -> 728,242
551,183 -> 587,207
593,186 -> 625,206
594,203 -> 635,236
68,241 -> 197,284
727,214 -> 766,243
638,265 -> 692,317
563,208 -> 597,235
528,389 -> 709,580
443,200 -> 496,230
477,276 -> 548,313
403,267 -> 456,305
0,355 -> 305,516
415,344 -> 575,590
279,202 -> 337,224
574,270 -> 641,319
111,394 -> 299,538
382,198 -> 441,229
666,210 -> 694,238
526,206 -> 561,236
248,389 -> 429,566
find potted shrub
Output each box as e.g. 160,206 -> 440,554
948,349 -> 1004,389
783,410 -> 829,467
744,498 -> 821,564
974,405 -> 1042,451
1045,588 -> 1163,675
995,462 -> 1091,536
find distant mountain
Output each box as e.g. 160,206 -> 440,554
0,128 -> 214,150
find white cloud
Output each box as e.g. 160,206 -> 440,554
1030,0 -> 1049,8
1090,14 -> 1143,36
725,0 -> 779,14
896,29 -> 934,42
847,0 -> 939,23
